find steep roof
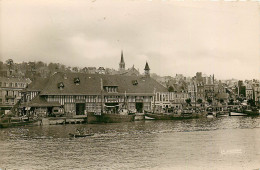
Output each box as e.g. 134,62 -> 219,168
25,77 -> 49,92
0,77 -> 31,83
40,72 -> 167,95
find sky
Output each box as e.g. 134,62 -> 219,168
0,0 -> 259,80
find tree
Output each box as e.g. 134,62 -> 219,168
207,99 -> 213,105
6,59 -> 14,71
197,99 -> 203,104
228,99 -> 234,105
72,67 -> 79,72
185,98 -> 191,106
237,97 -> 244,103
247,99 -> 255,107
168,86 -> 174,92
220,99 -> 224,104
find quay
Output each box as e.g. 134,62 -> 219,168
40,115 -> 87,125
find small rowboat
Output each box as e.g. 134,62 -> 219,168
69,133 -> 94,138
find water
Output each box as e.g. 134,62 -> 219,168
0,117 -> 260,170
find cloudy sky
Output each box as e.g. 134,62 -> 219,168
0,0 -> 259,80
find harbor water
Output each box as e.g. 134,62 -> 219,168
0,116 -> 260,170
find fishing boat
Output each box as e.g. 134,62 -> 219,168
87,78 -> 135,124
229,106 -> 247,116
135,112 -> 145,120
229,112 -> 247,116
144,112 -> 194,120
69,133 -> 94,138
243,109 -> 260,116
216,111 -> 229,117
206,112 -> 215,118
0,117 -> 37,128
206,107 -> 217,118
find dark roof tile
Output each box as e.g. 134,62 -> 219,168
40,72 -> 167,95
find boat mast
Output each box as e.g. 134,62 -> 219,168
124,91 -> 127,109
194,83 -> 197,113
100,78 -> 103,114
153,88 -> 156,114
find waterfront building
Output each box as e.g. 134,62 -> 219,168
196,82 -> 205,101
254,85 -> 260,106
245,84 -> 254,100
0,77 -> 31,113
97,67 -> 105,74
204,84 -> 215,101
187,81 -> 197,103
20,64 -> 167,116
152,91 -> 189,111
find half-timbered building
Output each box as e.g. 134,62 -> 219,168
21,69 -> 167,117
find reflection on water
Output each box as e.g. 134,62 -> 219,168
0,117 -> 260,170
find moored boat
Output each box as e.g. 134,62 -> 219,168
87,111 -> 135,123
243,109 -> 260,116
206,112 -> 215,118
135,113 -> 145,120
69,133 -> 94,138
229,112 -> 248,116
216,111 -> 229,117
144,112 -> 195,120
0,118 -> 37,128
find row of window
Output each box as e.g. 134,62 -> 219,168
0,98 -> 15,104
0,82 -> 27,88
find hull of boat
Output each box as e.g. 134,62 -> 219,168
87,112 -> 135,123
243,110 -> 260,116
101,113 -> 135,123
0,120 -> 36,128
229,112 -> 247,116
69,133 -> 94,138
144,113 -> 194,120
135,113 -> 145,121
216,111 -> 229,117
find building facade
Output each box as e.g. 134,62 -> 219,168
0,77 -> 31,112
152,92 -> 189,111
21,70 -> 167,116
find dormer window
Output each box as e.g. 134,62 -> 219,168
74,77 -> 80,85
132,80 -> 138,85
58,82 -> 65,90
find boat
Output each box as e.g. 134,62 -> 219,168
87,79 -> 135,124
144,116 -> 155,120
243,109 -> 260,116
69,133 -> 94,138
0,117 -> 37,128
229,112 -> 248,116
216,111 -> 229,117
206,112 -> 215,118
101,112 -> 135,123
144,112 -> 195,120
87,111 -> 135,123
206,107 -> 217,118
135,113 -> 145,120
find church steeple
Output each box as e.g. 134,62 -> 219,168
144,61 -> 150,76
119,50 -> 125,71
